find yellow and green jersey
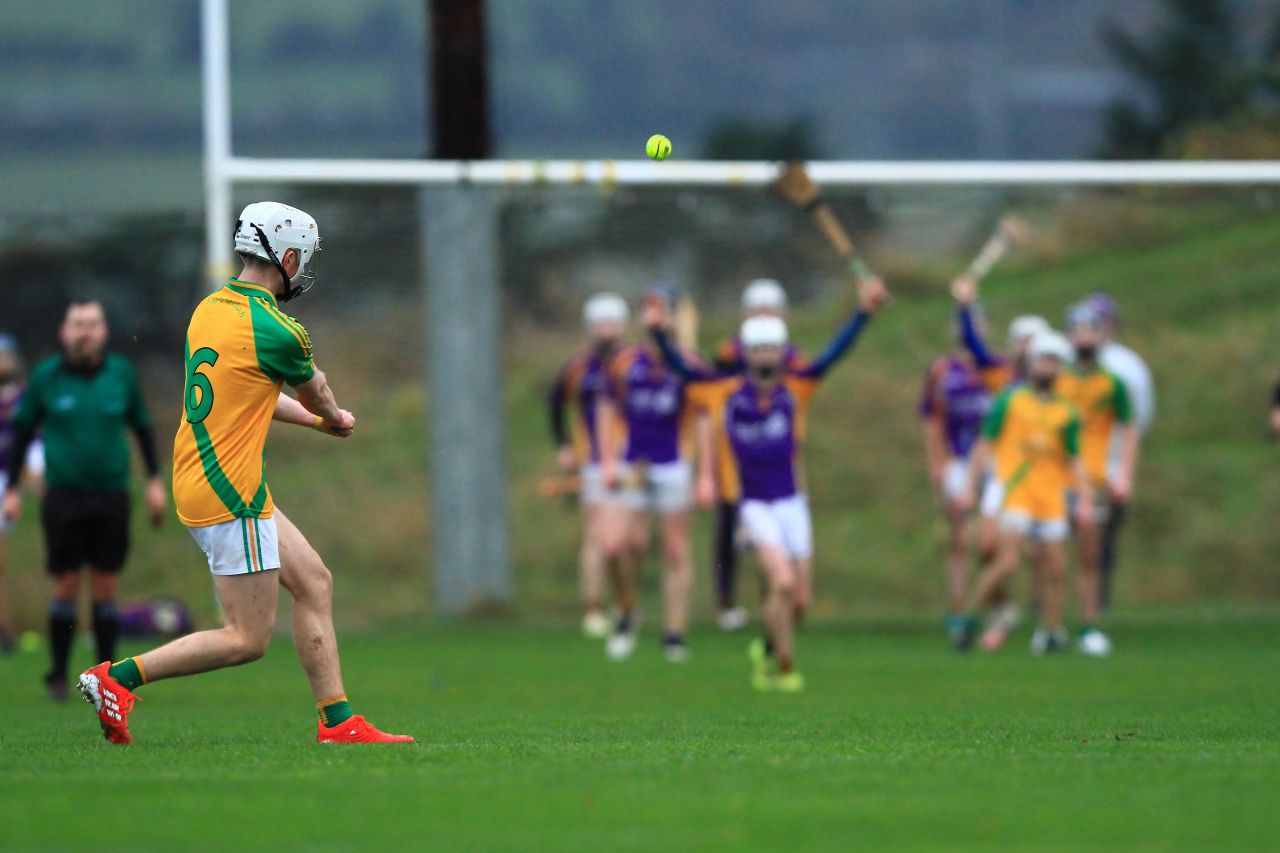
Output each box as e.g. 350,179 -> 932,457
172,279 -> 315,527
983,386 -> 1080,519
1055,366 -> 1129,486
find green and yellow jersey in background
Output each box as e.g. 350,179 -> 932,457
1055,366 -> 1129,486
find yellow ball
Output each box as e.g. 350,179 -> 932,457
646,134 -> 672,161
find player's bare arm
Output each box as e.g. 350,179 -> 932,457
292,367 -> 354,433
950,276 -> 979,306
1112,422 -> 1141,501
274,391 -> 353,438
693,411 -> 716,510
857,276 -> 890,312
1,485 -> 18,523
959,439 -> 990,513
923,415 -> 947,494
597,396 -> 623,489
1072,458 -> 1093,529
144,476 -> 167,527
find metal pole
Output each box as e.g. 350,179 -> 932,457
201,0 -> 234,291
422,187 -> 511,614
429,0 -> 491,159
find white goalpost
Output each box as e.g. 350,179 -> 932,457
200,0 -> 1280,614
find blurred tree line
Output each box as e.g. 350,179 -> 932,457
1103,0 -> 1280,157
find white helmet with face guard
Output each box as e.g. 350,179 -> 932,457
234,202 -> 320,302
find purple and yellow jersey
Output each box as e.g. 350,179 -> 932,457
655,309 -> 872,502
1055,366 -> 1130,486
0,381 -> 25,474
605,343 -> 697,465
172,279 -> 315,528
689,375 -> 819,502
919,355 -> 992,459
713,338 -> 808,374
549,348 -> 611,464
957,306 -> 1018,394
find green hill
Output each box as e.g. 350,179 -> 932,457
3,200 -> 1278,630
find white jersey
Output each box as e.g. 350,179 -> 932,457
1100,340 -> 1154,480
1100,341 -> 1155,432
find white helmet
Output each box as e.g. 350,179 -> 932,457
740,315 -> 788,348
1007,315 -> 1049,348
583,293 -> 629,327
234,202 -> 320,301
741,279 -> 787,313
1028,330 -> 1074,364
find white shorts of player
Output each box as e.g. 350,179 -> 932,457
739,494 -> 814,561
980,478 -> 1005,520
942,458 -> 973,503
611,460 -> 692,514
579,463 -> 607,506
945,458 -> 999,518
188,516 -> 282,576
999,511 -> 1069,543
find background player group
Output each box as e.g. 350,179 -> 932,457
549,263 -> 1152,687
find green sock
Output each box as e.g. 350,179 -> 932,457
108,658 -> 145,692
318,697 -> 354,727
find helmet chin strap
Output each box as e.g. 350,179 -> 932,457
236,220 -> 304,303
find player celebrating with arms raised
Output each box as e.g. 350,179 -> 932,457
707,279 -> 810,632
75,202 -> 412,745
648,278 -> 888,691
920,307 -> 999,644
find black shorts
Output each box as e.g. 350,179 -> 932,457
41,488 -> 131,575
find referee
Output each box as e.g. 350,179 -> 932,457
1,300 -> 166,700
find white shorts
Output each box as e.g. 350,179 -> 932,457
943,459 -> 971,503
188,516 -> 281,576
580,463 -> 607,506
980,478 -> 1005,520
611,460 -> 692,514
999,511 -> 1069,543
740,494 -> 813,560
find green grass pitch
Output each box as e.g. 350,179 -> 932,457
2,613 -> 1277,850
